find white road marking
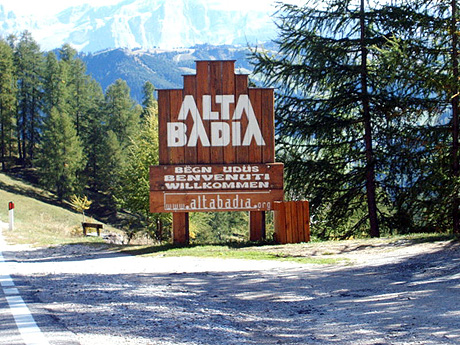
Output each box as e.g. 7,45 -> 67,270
0,225 -> 50,345
4,287 -> 20,295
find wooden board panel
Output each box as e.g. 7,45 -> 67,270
157,62 -> 274,166
158,90 -> 170,165
150,189 -> 284,213
273,201 -> 311,244
261,89 -> 275,163
150,163 -> 284,191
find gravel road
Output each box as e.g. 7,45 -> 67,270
1,230 -> 460,345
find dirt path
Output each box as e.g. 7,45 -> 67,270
2,237 -> 460,345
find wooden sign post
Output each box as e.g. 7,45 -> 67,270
150,60 -> 283,244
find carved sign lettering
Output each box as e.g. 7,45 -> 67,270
167,95 -> 265,147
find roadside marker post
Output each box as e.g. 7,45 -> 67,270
8,202 -> 14,231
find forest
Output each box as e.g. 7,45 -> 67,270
1,0 -> 460,242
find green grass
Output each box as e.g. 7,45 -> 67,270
0,172 -> 105,246
119,244 -> 347,265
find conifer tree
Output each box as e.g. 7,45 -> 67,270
251,0 -> 420,238
115,82 -> 168,241
0,39 -> 16,171
37,107 -> 85,200
43,52 -> 62,114
59,44 -> 103,137
13,31 -> 44,166
104,79 -> 141,152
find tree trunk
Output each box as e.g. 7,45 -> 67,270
360,0 -> 380,238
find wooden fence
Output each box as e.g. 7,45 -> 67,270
274,201 -> 310,244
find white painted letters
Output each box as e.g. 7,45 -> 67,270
167,94 -> 266,147
167,122 -> 187,147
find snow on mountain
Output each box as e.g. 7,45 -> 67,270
0,0 -> 277,52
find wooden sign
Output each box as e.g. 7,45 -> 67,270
150,163 -> 284,212
150,190 -> 284,213
157,60 -> 275,165
150,60 -> 283,243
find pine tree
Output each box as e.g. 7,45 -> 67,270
59,44 -> 103,137
115,82 -> 168,241
37,107 -> 85,200
251,0 -> 422,238
367,1 -> 460,234
142,81 -> 156,110
13,31 -> 44,166
0,39 -> 16,171
104,79 -> 141,151
43,52 -> 62,114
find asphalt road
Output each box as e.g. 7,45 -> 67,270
1,222 -> 79,345
1,222 -> 460,345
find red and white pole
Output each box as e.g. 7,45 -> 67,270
8,201 -> 14,231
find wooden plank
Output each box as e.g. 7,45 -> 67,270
196,61 -> 211,164
292,201 -> 299,243
304,200 -> 311,242
261,88 -> 275,163
158,90 -> 170,165
183,74 -> 198,164
298,201 -> 306,242
223,61 -> 236,164
274,201 -> 287,244
170,89 -> 185,164
285,201 -> 293,243
150,163 -> 284,191
150,189 -> 284,213
248,89 -> 263,163
173,213 -> 189,244
249,211 -> 265,241
234,74 -> 249,163
210,61 -> 224,163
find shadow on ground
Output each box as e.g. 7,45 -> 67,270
5,241 -> 460,345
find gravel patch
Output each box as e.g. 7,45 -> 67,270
2,236 -> 460,344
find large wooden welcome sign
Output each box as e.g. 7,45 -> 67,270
150,60 -> 283,243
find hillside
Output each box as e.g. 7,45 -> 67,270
81,45 -> 258,103
0,172 -> 107,246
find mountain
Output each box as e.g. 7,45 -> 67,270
0,0 -> 277,52
81,44 -> 260,103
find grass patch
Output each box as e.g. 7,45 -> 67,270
0,172 -> 105,247
388,232 -> 458,243
119,244 -> 346,265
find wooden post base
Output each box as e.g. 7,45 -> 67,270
274,201 -> 310,244
173,213 -> 189,245
249,211 -> 266,242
